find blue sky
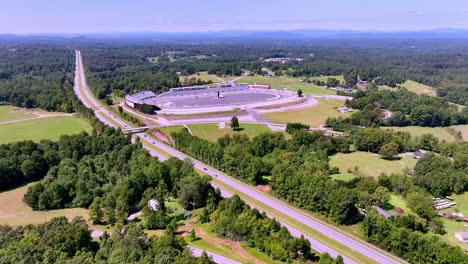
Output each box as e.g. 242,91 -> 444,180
2,0 -> 468,33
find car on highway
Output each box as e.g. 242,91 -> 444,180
203,167 -> 207,171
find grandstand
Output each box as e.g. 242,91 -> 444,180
125,91 -> 157,108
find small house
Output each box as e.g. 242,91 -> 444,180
414,150 -> 427,159
372,206 -> 392,219
148,199 -> 159,211
455,232 -> 468,243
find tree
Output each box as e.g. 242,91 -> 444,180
89,197 -> 104,224
371,186 -> 391,207
190,228 -> 197,241
297,89 -> 303,97
230,116 -> 239,131
379,141 -> 399,159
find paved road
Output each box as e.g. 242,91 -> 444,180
74,50 -> 403,264
189,247 -> 240,264
0,113 -> 75,125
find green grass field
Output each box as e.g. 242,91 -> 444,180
387,194 -> 412,215
0,105 -> 37,122
160,125 -> 186,139
0,116 -> 91,144
329,152 -> 417,179
377,85 -> 395,91
188,123 -> 272,142
310,75 -> 345,83
178,71 -> 221,83
147,56 -> 159,63
239,75 -> 337,96
0,183 -> 88,226
452,125 -> 468,141
399,80 -> 437,96
385,126 -> 458,142
262,98 -> 347,128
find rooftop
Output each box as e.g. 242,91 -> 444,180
372,205 -> 392,219
455,231 -> 468,240
126,91 -> 157,103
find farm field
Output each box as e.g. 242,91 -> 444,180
0,105 -> 36,122
239,75 -> 336,96
262,98 -> 347,128
0,183 -> 88,226
178,71 -> 220,84
385,126 -> 461,142
453,125 -> 468,141
0,115 -> 91,144
399,80 -> 437,96
0,105 -> 60,122
188,123 -> 272,142
329,151 -> 417,179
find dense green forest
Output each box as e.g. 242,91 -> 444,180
171,128 -> 468,262
79,42 -> 468,106
0,216 -> 215,264
0,45 -> 76,111
0,129 -> 319,262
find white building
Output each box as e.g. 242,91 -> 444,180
455,232 -> 468,243
125,91 -> 157,108
148,199 -> 159,211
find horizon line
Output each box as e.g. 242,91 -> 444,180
2,27 -> 468,36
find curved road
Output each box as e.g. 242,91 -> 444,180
74,50 -> 403,264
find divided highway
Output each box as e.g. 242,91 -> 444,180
74,50 -> 404,264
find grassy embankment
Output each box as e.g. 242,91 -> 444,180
187,123 -> 272,142
262,98 -> 348,128
239,75 -> 337,96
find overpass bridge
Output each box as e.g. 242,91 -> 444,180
122,125 -> 162,134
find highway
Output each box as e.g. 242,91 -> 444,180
74,50 -> 403,264
189,247 -> 240,264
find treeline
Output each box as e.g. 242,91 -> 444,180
327,88 -> 468,130
0,46 -> 76,111
81,47 -> 180,98
203,195 -> 317,262
171,129 -> 364,225
22,130 -> 217,225
0,216 -> 214,264
0,128 -> 122,192
362,210 -> 467,263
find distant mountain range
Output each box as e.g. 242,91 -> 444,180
2,29 -> 468,40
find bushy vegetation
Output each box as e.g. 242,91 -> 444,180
327,88 -> 468,130
362,210 -> 467,263
0,216 -> 214,264
202,195 -> 317,262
